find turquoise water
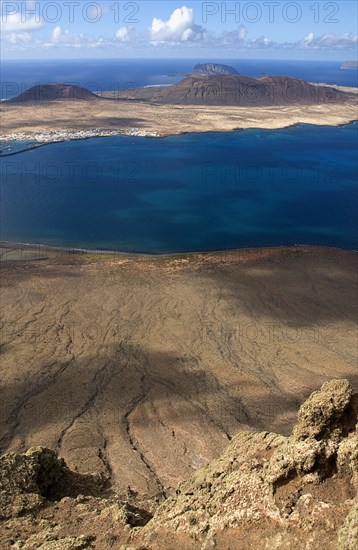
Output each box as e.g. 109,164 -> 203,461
1,123 -> 357,253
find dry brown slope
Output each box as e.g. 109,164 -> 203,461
0,378 -> 357,549
0,247 -> 357,502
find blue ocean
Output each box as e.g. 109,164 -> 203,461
0,59 -> 357,253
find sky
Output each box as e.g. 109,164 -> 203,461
0,0 -> 357,60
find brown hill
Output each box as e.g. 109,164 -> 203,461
7,76 -> 354,107
152,74 -> 351,106
8,84 -> 99,103
0,379 -> 357,549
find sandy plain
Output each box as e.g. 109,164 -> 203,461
1,93 -> 358,140
0,246 -> 357,501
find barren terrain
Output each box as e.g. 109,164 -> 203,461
0,379 -> 357,549
0,246 -> 357,502
1,95 -> 357,139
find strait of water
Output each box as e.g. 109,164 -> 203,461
1,59 -> 357,253
1,122 -> 357,253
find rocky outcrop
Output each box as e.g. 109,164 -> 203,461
0,379 -> 357,549
138,379 -> 358,549
0,447 -> 110,520
0,448 -> 152,548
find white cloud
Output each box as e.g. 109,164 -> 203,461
303,32 -> 314,44
249,35 -> 272,49
217,29 -> 358,52
310,32 -> 357,50
53,27 -> 83,46
294,32 -> 357,50
1,2 -> 357,56
221,25 -> 248,45
47,26 -> 113,50
237,25 -> 248,41
150,6 -> 205,42
51,26 -> 62,43
7,31 -> 33,44
41,25 -> 85,48
115,26 -> 132,42
1,12 -> 43,32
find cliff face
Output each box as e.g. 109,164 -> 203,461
0,379 -> 357,549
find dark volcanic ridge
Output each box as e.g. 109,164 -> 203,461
7,75 -> 355,106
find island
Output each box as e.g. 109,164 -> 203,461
1,72 -> 357,144
341,60 -> 358,69
192,62 -> 239,75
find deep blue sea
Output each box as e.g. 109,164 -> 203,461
0,59 -> 357,253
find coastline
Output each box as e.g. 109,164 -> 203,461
1,241 -> 357,263
1,83 -> 357,143
0,128 -> 160,155
1,118 -> 357,152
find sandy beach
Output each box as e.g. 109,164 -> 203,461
1,245 -> 357,500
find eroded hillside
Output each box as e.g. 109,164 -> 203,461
0,379 -> 357,549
